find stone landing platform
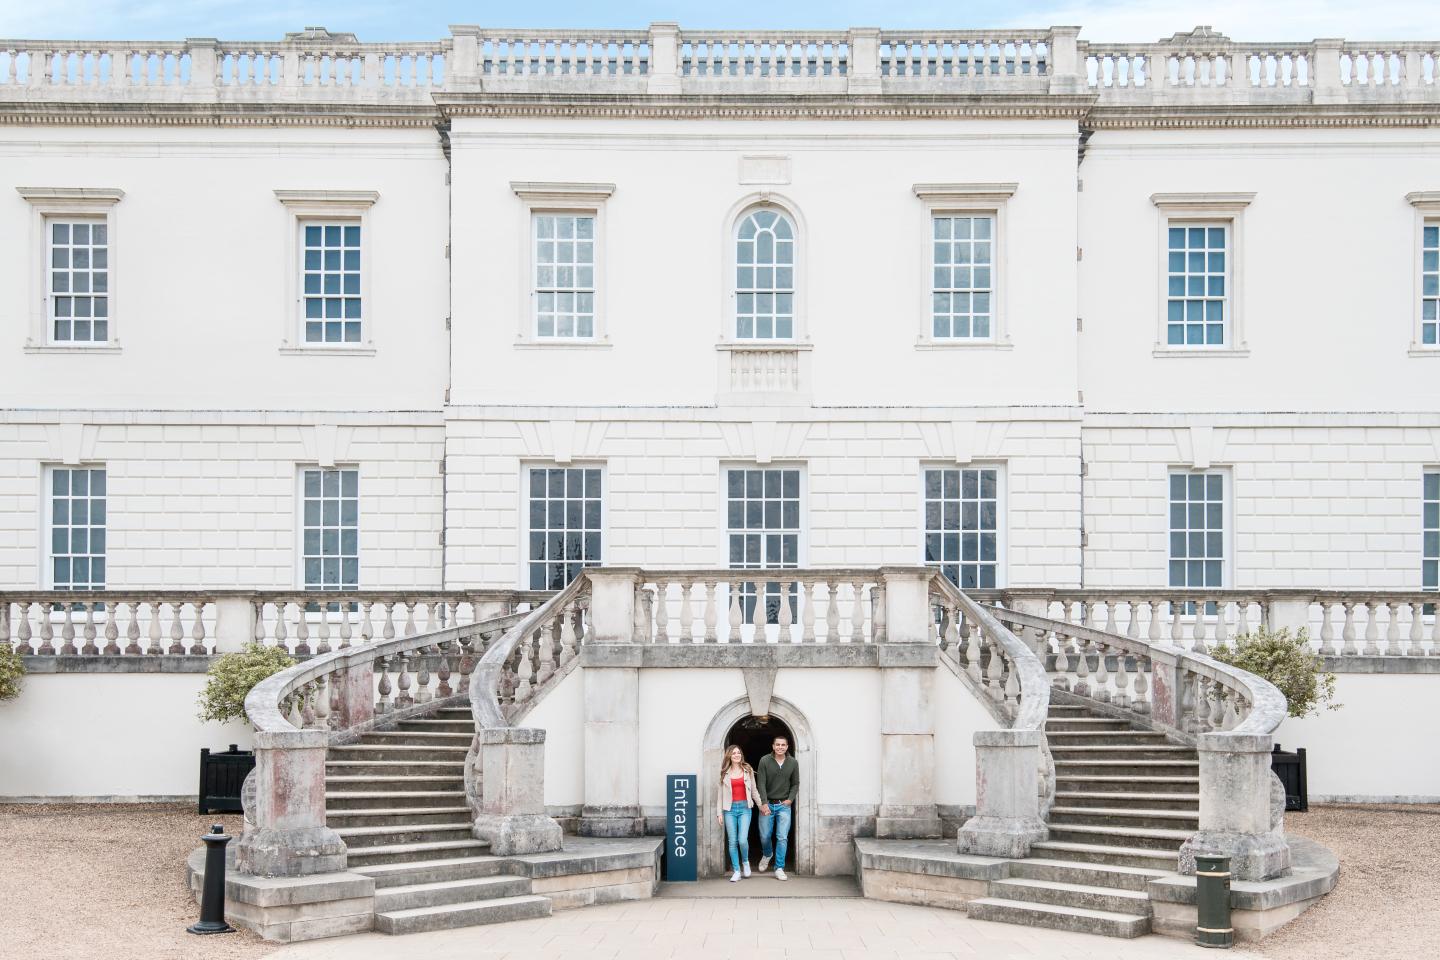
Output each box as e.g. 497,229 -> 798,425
855,836 -> 1339,942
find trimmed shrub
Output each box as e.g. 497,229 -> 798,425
0,644 -> 24,702
1211,626 -> 1340,719
197,642 -> 296,725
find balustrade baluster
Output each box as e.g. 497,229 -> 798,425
1125,599 -> 1140,639
1147,600 -> 1161,643
654,579 -> 670,644
59,603 -> 76,655
642,588 -> 655,643
416,643 -> 433,704
1003,654 -> 1020,709
300,681 -> 317,728
144,601 -> 162,654
383,600 -> 397,642
515,635 -> 535,701
849,580 -> 865,643
189,604 -> 207,654
436,637 -> 454,697
338,605 -> 352,649
1213,600 -> 1229,649
1341,601 -> 1357,654
985,638 -> 1005,700
1102,600 -> 1117,635
1409,602 -> 1425,656
749,578 -> 765,643
965,621 -> 983,683
727,581 -> 742,644
314,675 -> 330,728
1319,600 -> 1337,655
1362,602 -> 1380,655
1051,629 -> 1069,688
1132,655 -> 1151,714
458,633 -> 476,692
537,616 -> 556,684
943,602 -> 959,654
1208,679 -> 1226,730
1093,639 -> 1111,701
1235,600 -> 1250,638
678,578 -> 694,643
703,581 -> 718,643
16,602 -> 34,656
403,601 -> 417,638
315,608 -> 330,655
294,607 -> 310,657
273,602 -> 291,654
359,600 -> 373,645
287,686 -> 304,728
1073,634 -> 1091,695
123,602 -> 141,655
558,602 -> 577,666
375,656 -> 392,714
396,656 -> 413,708
1113,650 -> 1131,708
825,578 -> 840,642
1170,598 -> 1185,648
1430,603 -> 1440,656
1221,683 -> 1240,730
801,581 -> 816,643
80,603 -> 98,655
1384,602 -> 1400,656
779,579 -> 796,642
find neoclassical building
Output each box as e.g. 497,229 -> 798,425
1,23 -> 1437,942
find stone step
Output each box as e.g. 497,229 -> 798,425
966,897 -> 1150,938
989,877 -> 1151,916
325,760 -> 467,778
335,822 -> 473,849
1044,731 -> 1174,746
395,719 -> 475,734
360,730 -> 474,746
327,806 -> 473,828
1029,840 -> 1179,871
327,790 -> 468,811
1053,775 -> 1199,794
1008,858 -> 1170,893
375,894 -> 551,935
356,855 -> 507,889
374,875 -> 531,913
346,839 -> 491,868
1045,705 -> 1095,715
1044,718 -> 1136,731
1052,760 -> 1199,778
1048,806 -> 1199,830
1046,822 -> 1192,852
1049,745 -> 1197,761
1053,791 -> 1199,810
329,744 -> 471,763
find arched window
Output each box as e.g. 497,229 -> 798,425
735,208 -> 795,339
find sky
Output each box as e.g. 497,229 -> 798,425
0,0 -> 1435,42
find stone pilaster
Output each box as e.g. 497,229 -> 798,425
955,729 -> 1047,858
472,727 -> 564,855
875,568 -> 943,838
235,729 -> 347,877
1180,732 -> 1291,881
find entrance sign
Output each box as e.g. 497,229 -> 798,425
665,774 -> 698,881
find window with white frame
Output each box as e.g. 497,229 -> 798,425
527,466 -> 602,590
302,222 -> 362,344
1424,472 -> 1439,592
923,467 -> 1000,589
301,468 -> 358,592
49,467 -> 106,591
1166,223 -> 1228,347
735,209 -> 795,340
725,467 -> 800,621
48,220 -> 110,344
1169,471 -> 1225,598
1423,222 -> 1439,346
931,216 -> 994,340
533,214 -> 595,338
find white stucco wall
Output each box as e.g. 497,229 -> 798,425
933,665 -> 999,809
0,673 -> 252,798
1274,672 -> 1440,802
521,665 -> 587,808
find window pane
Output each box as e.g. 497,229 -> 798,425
301,467 -> 359,591
527,466 -> 602,588
302,220 -> 362,343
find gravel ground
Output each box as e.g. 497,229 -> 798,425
0,803 -> 275,960
1254,803 -> 1440,960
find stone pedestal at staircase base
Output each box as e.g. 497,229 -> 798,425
875,804 -> 943,840
1179,830 -> 1291,883
955,815 -> 1047,859
233,826 -> 347,878
578,805 -> 647,837
187,848 -> 374,942
473,814 -> 564,856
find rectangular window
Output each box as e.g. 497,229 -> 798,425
302,468 -> 359,591
923,467 -> 999,589
48,220 -> 109,343
1423,223 -> 1439,346
49,467 -> 106,591
931,215 -> 994,339
1168,471 -> 1225,595
302,223 -> 362,344
534,215 -> 595,338
1424,472 -> 1439,591
726,467 -> 800,621
527,466 -> 602,590
1166,223 -> 1228,346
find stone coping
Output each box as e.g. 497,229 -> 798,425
186,848 -> 374,908
855,834 -> 1340,912
580,644 -> 936,669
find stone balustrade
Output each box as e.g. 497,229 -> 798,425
2,26 -> 1436,107
0,589 -> 546,658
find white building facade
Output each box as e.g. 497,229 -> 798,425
3,26 -> 1438,601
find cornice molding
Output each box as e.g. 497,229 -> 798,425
274,189 -> 380,208
1406,191 -> 1440,210
0,101 -> 441,129
1151,191 -> 1256,211
510,181 -> 616,203
912,182 -> 1019,204
1086,103 -> 1440,130
16,186 -> 125,204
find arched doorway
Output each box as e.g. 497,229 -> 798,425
700,695 -> 817,879
722,714 -> 796,873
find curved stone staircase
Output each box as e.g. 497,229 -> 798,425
325,705 -> 552,934
966,700 -> 1200,938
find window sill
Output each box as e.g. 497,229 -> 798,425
915,338 -> 1013,351
1152,345 -> 1251,359
513,337 -> 613,350
24,342 -> 122,355
279,345 -> 378,357
715,341 -> 814,352
1407,346 -> 1440,357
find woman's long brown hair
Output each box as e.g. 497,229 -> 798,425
719,744 -> 752,779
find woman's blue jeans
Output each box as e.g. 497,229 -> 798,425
723,800 -> 752,872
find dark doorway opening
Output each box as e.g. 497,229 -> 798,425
722,714 -> 797,872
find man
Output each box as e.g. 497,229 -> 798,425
755,734 -> 798,880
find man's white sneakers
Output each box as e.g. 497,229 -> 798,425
758,855 -> 771,872
729,870 -> 741,883
742,862 -> 752,878
775,869 -> 788,881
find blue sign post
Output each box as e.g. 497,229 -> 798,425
665,774 -> 698,882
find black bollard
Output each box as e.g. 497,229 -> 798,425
187,824 -> 235,935
1194,854 -> 1233,949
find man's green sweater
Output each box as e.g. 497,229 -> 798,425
756,753 -> 799,803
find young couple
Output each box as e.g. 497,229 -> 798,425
716,734 -> 799,883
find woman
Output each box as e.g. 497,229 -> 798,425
716,743 -> 758,882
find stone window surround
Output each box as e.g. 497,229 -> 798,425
275,190 -> 379,357
518,460 -> 606,591
1151,192 -> 1255,359
912,183 -> 1017,351
511,182 -> 615,349
1166,465 -> 1234,593
718,461 -> 808,569
17,187 -> 125,355
720,192 -> 810,347
1406,192 -> 1440,357
918,461 -> 1008,589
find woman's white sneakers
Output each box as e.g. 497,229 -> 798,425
729,870 -> 741,883
758,855 -> 771,872
742,862 -> 752,878
775,869 -> 788,881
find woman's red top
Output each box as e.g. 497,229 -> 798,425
730,773 -> 747,802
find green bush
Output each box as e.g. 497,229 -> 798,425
1210,627 -> 1340,719
0,644 -> 24,701
197,642 -> 296,724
